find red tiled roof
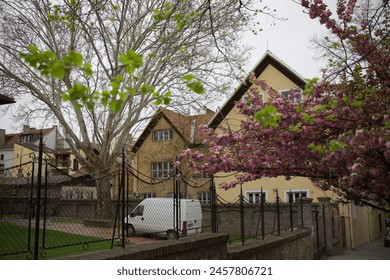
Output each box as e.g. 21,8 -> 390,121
131,108 -> 215,153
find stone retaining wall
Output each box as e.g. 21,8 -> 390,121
61,229 -> 313,260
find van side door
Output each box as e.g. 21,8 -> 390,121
129,205 -> 146,232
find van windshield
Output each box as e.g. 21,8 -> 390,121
130,205 -> 144,217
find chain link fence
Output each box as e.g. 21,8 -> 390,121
0,139 -> 336,260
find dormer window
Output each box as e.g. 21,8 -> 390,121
280,89 -> 302,103
20,134 -> 32,143
152,129 -> 173,141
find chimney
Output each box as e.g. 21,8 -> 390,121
0,129 -> 5,145
22,125 -> 30,133
199,106 -> 207,115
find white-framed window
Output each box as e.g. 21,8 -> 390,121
192,172 -> 211,179
246,190 -> 267,203
280,88 -> 302,103
143,193 -> 156,199
0,154 -> 4,161
21,134 -> 32,143
198,192 -> 211,204
167,192 -> 184,198
152,129 -> 173,141
284,190 -> 308,202
0,163 -> 4,174
151,161 -> 172,179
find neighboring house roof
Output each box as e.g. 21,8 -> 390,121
132,108 -> 215,153
208,51 -> 307,129
0,94 -> 15,105
0,127 -> 53,150
0,126 -> 70,157
16,142 -> 70,156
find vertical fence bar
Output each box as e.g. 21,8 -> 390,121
315,205 -> 320,257
41,159 -> 49,257
174,165 -> 180,239
300,192 -> 304,228
323,203 -> 327,254
111,167 -> 122,249
289,191 -> 294,232
210,175 -> 218,233
27,155 -> 35,258
33,134 -> 43,260
121,147 -> 126,248
240,184 -> 245,245
276,189 -> 280,236
126,164 -> 130,232
261,188 -> 265,239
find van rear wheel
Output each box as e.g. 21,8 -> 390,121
167,230 -> 177,240
126,225 -> 135,237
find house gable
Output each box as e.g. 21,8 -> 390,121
131,110 -> 189,154
209,51 -> 306,129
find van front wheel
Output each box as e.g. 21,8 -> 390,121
167,230 -> 177,240
126,225 -> 136,237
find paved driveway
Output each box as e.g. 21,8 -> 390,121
326,236 -> 390,260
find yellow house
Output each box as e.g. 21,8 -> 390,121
0,125 -> 70,177
207,51 -> 386,249
131,108 -> 214,201
208,51 -> 332,203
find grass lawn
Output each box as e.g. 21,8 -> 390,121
0,223 -> 115,260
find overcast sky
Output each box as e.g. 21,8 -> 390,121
244,0 -> 337,78
0,0 -> 337,133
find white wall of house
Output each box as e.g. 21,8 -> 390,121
0,148 -> 13,170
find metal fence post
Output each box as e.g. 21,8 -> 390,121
300,193 -> 304,228
33,133 -> 43,260
261,188 -> 265,239
289,191 -> 294,232
174,165 -> 180,239
240,184 -> 245,245
276,189 -> 280,236
121,147 -> 126,248
323,203 -> 327,254
315,205 -> 320,258
210,175 -> 218,233
40,158 -> 49,257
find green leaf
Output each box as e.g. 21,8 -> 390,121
176,21 -> 185,29
186,80 -> 204,94
68,51 -> 83,66
119,50 -> 143,75
51,61 -> 66,78
183,74 -> 194,81
308,143 -> 326,154
67,83 -> 89,101
302,113 -> 315,123
254,105 -> 281,127
288,122 -> 302,133
328,140 -> 348,152
109,99 -> 122,112
127,87 -> 136,96
83,63 -> 93,77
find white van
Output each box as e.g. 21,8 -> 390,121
125,198 -> 202,239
